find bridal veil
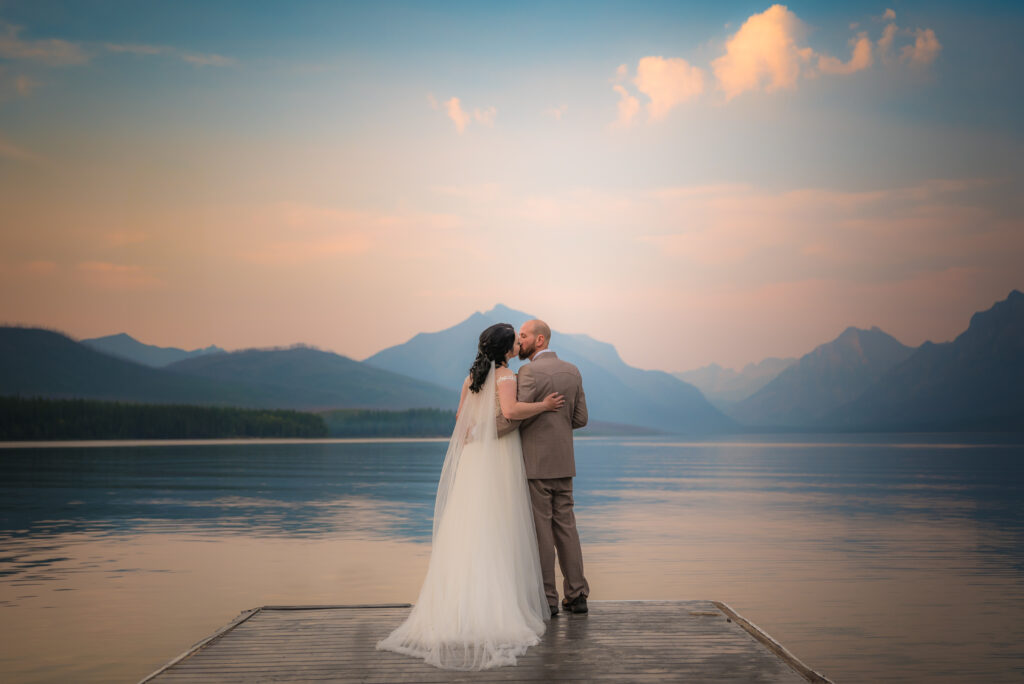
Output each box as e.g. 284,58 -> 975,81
376,361 -> 549,670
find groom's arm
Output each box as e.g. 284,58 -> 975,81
572,374 -> 588,429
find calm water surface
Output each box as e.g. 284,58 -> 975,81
1,434 -> 1023,683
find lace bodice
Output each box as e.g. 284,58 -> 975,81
495,373 -> 516,416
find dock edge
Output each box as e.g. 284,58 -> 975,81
136,603 -> 413,684
713,601 -> 834,683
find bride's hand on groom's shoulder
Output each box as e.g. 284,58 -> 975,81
542,392 -> 565,412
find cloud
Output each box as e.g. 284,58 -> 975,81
878,22 -> 898,61
877,18 -> 941,68
444,97 -> 471,133
901,28 -> 941,67
634,56 -> 705,119
711,4 -> 814,100
104,42 -> 235,67
609,7 -> 941,117
472,105 -> 496,126
0,21 -> 88,66
612,84 -> 640,128
817,32 -> 873,75
441,96 -> 496,133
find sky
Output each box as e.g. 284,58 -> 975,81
0,0 -> 1021,372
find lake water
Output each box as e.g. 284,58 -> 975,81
1,434 -> 1023,683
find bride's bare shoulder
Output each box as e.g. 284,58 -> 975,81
494,367 -> 516,383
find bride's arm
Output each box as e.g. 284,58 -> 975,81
496,372 -> 564,420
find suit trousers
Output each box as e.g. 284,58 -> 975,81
527,476 -> 590,607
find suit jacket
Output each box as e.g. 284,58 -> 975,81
515,351 -> 588,479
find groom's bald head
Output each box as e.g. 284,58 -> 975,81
528,320 -> 550,344
518,319 -> 551,360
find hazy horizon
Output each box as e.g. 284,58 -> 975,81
1,1 -> 1021,371
14,291 -> 1017,376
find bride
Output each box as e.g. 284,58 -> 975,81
376,322 -> 565,670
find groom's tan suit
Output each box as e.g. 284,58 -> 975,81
516,350 -> 590,607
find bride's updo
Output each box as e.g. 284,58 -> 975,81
468,323 -> 516,393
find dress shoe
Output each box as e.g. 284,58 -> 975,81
549,604 -> 559,618
562,595 -> 588,614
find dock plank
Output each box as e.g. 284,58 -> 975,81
140,601 -> 831,683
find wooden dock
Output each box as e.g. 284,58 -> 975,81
139,601 -> 833,683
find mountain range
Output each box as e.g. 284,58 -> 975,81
727,326 -> 917,428
820,289 -> 1024,431
2,290 -> 1021,433
0,328 -> 453,411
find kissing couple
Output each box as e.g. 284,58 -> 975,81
377,319 -> 591,670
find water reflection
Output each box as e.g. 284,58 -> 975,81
1,436 -> 1023,683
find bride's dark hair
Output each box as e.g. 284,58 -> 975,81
468,323 -> 516,393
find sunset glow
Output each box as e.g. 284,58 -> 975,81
1,1 -> 1020,371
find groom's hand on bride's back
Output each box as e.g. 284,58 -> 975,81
542,392 -> 565,412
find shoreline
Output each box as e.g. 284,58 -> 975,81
2,431 -> 1022,449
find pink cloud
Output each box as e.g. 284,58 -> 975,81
901,28 -> 941,67
104,42 -> 235,67
711,4 -> 814,100
634,56 -> 705,119
818,32 -> 873,75
0,21 -> 88,66
442,96 -> 495,133
611,84 -> 639,128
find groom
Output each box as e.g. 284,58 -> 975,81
515,319 -> 590,617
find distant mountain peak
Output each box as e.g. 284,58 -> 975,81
482,303 -> 533,320
90,332 -> 137,342
728,322 -> 915,427
81,332 -> 226,368
838,325 -> 885,338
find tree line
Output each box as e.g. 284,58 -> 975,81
0,396 -> 328,440
0,396 -> 460,440
320,408 -> 455,437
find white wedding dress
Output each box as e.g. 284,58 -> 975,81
376,362 -> 549,670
